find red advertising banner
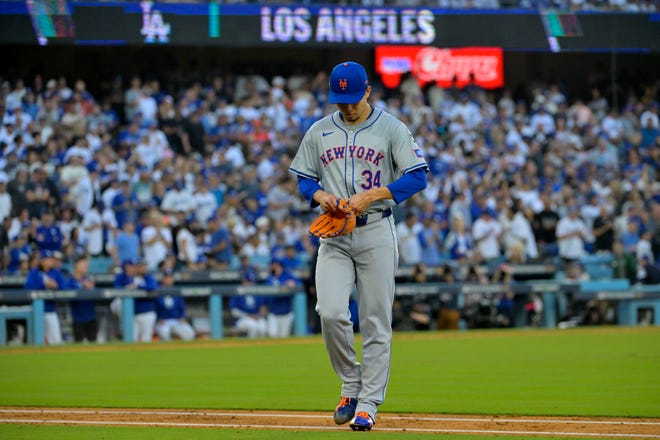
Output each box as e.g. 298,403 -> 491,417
375,45 -> 504,89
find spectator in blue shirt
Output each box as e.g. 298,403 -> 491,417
279,244 -> 303,271
24,249 -> 66,344
112,220 -> 140,267
112,180 -> 139,230
419,214 -> 445,267
265,258 -> 299,338
113,257 -> 159,342
35,211 -> 63,252
7,233 -> 31,274
444,215 -> 474,263
66,256 -> 98,343
620,221 -> 641,255
206,215 -> 233,270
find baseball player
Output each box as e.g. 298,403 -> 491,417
113,257 -> 159,342
67,256 -> 98,343
265,259 -> 299,338
289,61 -> 428,431
24,250 -> 66,344
154,269 -> 196,341
229,268 -> 268,338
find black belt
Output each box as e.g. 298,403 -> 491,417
356,208 -> 392,227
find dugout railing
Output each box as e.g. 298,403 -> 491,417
1,279 -> 659,346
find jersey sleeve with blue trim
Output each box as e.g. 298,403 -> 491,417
386,113 -> 428,177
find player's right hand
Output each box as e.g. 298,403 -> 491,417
313,190 -> 342,215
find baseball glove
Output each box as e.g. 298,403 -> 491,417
309,198 -> 356,238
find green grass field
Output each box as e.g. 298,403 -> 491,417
1,326 -> 658,439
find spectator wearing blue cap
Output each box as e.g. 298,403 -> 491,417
6,232 -> 31,274
279,244 -> 304,271
205,213 -> 233,270
111,179 -> 139,230
155,270 -> 195,341
28,163 -> 59,218
34,211 -> 63,253
265,258 -> 299,338
620,219 -> 641,255
24,249 -> 66,344
638,255 -> 660,285
113,257 -> 159,342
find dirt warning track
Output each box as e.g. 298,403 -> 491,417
1,407 -> 659,437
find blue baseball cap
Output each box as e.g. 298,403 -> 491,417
328,62 -> 369,105
39,249 -> 55,259
123,257 -> 145,266
243,269 -> 257,283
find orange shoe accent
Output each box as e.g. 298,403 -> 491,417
335,397 -> 352,411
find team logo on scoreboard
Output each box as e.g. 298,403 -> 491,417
140,1 -> 170,44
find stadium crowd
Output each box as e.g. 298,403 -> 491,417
0,62 -> 659,340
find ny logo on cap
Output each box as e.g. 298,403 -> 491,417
339,79 -> 348,90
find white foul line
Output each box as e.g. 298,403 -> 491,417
0,409 -> 657,426
0,418 -> 659,438
383,415 -> 660,426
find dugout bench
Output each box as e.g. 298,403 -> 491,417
0,285 -> 308,346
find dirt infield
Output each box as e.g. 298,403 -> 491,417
1,407 -> 659,437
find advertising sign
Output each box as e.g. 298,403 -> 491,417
376,45 -> 504,89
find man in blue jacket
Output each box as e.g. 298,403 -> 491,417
265,259 -> 299,338
67,256 -> 98,343
155,269 -> 195,341
114,257 -> 159,342
34,211 -> 63,253
229,268 -> 267,338
24,249 -> 66,344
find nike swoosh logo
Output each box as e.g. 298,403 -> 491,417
322,131 -> 334,137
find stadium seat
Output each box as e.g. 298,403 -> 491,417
580,254 -> 614,280
249,254 -> 271,270
88,257 -> 114,274
579,279 -> 630,292
584,264 -> 613,280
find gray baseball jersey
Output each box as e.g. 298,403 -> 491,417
290,107 -> 427,211
290,107 -> 427,421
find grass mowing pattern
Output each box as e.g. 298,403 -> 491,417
0,327 -> 658,417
